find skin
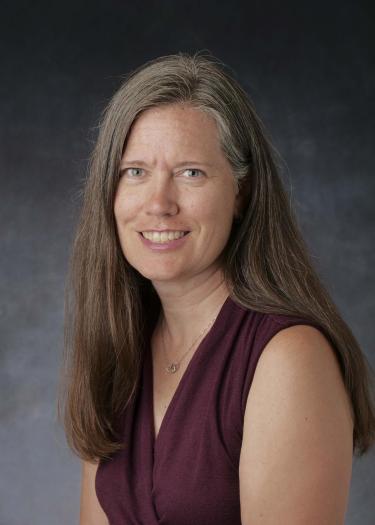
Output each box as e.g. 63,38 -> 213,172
239,324 -> 354,524
114,103 -> 242,346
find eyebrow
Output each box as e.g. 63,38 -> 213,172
120,159 -> 214,168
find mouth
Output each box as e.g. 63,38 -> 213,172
139,230 -> 190,243
137,230 -> 191,246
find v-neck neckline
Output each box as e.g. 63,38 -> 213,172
146,294 -> 232,451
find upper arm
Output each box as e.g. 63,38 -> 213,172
239,325 -> 354,525
80,459 -> 109,525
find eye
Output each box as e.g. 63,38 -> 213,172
121,167 -> 144,177
183,168 -> 204,178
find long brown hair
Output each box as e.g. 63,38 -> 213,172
57,51 -> 375,461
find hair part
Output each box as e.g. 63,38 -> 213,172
58,51 -> 375,462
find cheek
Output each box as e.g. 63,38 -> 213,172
113,186 -> 124,218
194,193 -> 235,227
113,190 -> 139,223
113,196 -> 121,223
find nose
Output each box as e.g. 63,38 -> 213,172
144,174 -> 179,217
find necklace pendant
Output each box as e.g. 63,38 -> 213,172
166,362 -> 180,374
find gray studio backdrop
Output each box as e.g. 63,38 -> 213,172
1,1 -> 374,523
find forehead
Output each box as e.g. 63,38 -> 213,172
122,104 -> 223,160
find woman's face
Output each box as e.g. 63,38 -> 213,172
114,103 -> 241,284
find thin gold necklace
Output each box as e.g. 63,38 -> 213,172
160,315 -> 217,374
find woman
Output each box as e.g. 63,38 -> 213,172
59,52 -> 375,524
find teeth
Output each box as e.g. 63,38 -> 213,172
141,231 -> 187,243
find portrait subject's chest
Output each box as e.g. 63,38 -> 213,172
151,338 -> 196,440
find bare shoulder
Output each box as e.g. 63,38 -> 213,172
80,459 -> 109,525
239,324 -> 354,525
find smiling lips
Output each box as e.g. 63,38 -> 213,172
141,230 -> 189,243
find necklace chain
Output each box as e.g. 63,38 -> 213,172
160,315 -> 217,374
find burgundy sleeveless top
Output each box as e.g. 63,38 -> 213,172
96,295 -> 327,524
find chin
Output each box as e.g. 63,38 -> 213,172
131,264 -> 184,283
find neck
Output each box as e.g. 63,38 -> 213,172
152,266 -> 230,349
